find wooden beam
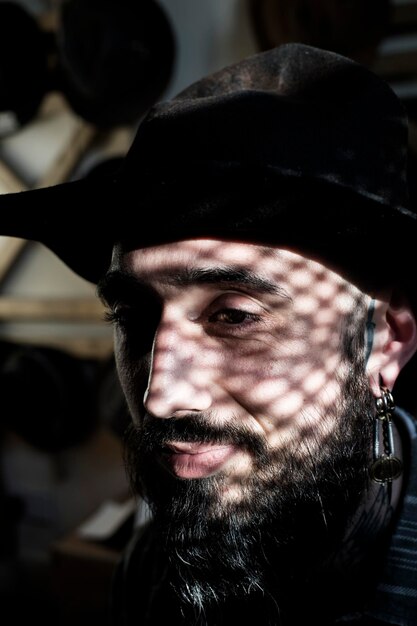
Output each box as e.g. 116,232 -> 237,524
0,334 -> 114,360
0,159 -> 27,193
0,161 -> 30,285
0,238 -> 29,284
35,119 -> 97,189
0,296 -> 107,322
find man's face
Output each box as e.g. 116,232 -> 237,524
104,237 -> 369,491
100,238 -> 375,609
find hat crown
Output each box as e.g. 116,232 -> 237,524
122,43 -> 409,215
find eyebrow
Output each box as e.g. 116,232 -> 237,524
97,266 -> 292,305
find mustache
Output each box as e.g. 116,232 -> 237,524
125,412 -> 269,459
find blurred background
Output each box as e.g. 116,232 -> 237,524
1,1 -> 417,624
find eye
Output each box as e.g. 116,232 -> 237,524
104,305 -> 135,328
104,303 -> 160,354
208,308 -> 261,326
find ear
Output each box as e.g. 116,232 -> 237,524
367,291 -> 417,396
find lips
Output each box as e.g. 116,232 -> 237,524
161,441 -> 238,479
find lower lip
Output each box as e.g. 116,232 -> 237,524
162,444 -> 238,479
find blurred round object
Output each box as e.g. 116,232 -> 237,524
0,2 -> 51,137
0,344 -> 99,453
55,0 -> 176,127
248,0 -> 392,66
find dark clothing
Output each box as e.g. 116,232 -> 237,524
111,409 -> 417,626
359,408 -> 417,626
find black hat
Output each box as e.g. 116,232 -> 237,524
0,43 -> 415,288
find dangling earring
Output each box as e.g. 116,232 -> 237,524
369,386 -> 403,484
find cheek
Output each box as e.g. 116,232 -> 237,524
114,337 -> 150,422
223,323 -> 347,432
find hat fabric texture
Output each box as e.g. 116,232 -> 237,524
0,43 -> 415,288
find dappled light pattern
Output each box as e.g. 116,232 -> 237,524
97,239 -> 398,621
105,239 -> 370,455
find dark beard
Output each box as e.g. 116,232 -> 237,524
123,364 -> 375,622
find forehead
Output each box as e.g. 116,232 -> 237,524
111,238 -> 359,299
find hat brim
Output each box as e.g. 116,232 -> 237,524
0,165 -> 416,289
0,177 -> 114,284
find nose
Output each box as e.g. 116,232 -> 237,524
143,320 -> 213,418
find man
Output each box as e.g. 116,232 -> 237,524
1,43 -> 417,625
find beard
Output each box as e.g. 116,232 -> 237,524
122,360 -> 375,622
